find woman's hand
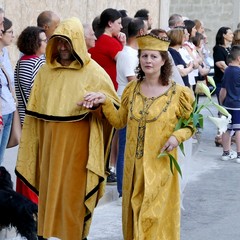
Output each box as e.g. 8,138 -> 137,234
161,135 -> 179,153
77,92 -> 106,109
117,32 -> 126,46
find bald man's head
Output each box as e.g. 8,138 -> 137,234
37,10 -> 60,39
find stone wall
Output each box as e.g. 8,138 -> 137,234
170,0 -> 239,54
1,0 -> 162,67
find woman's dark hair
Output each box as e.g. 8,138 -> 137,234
184,20 -> 195,37
119,9 -> 128,18
95,8 -> 122,38
17,26 -> 45,55
136,50 -> 172,85
191,32 -> 204,47
2,17 -> 12,33
92,15 -> 100,32
215,27 -> 231,46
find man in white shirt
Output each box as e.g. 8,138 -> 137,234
116,18 -> 146,204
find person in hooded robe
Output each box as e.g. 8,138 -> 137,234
15,17 -> 119,240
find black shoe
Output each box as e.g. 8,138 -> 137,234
107,170 -> 117,185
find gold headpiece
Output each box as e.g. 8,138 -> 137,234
137,33 -> 170,51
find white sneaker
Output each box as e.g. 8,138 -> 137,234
221,150 -> 237,161
236,158 -> 240,164
117,196 -> 122,206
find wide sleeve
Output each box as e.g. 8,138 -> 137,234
102,81 -> 133,129
15,115 -> 40,193
172,87 -> 195,143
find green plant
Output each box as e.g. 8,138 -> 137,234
158,76 -> 231,177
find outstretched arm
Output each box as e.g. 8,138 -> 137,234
78,92 -> 128,129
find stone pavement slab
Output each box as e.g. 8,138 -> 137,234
2,96 -> 240,239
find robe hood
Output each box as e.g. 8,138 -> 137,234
26,17 -> 119,121
46,17 -> 90,69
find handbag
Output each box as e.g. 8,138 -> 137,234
7,110 -> 21,148
0,63 -> 22,148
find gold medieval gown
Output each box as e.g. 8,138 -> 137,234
15,17 -> 119,240
102,80 -> 194,240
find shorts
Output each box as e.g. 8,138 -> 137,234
227,109 -> 240,131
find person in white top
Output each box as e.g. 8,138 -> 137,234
0,17 -> 16,165
181,20 -> 200,88
116,18 -> 146,203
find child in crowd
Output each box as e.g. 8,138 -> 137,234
219,45 -> 240,162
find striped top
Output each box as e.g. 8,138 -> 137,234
14,55 -> 45,124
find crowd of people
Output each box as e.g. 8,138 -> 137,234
0,5 -> 239,240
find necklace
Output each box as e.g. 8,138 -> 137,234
225,47 -> 231,55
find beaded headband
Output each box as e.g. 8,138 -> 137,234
137,33 -> 170,51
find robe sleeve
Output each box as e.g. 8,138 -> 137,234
102,81 -> 133,129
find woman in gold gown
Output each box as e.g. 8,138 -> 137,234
79,34 -> 195,240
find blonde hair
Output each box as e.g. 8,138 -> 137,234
194,19 -> 202,32
232,28 -> 240,45
167,28 -> 184,46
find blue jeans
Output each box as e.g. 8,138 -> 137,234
0,113 -> 13,165
117,127 -> 126,197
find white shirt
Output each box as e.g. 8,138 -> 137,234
116,46 -> 138,97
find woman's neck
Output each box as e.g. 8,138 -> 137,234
170,45 -> 180,51
222,41 -> 231,48
0,42 -> 5,54
144,74 -> 162,86
141,77 -> 170,98
104,28 -> 113,37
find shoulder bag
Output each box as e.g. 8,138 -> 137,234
0,63 -> 22,148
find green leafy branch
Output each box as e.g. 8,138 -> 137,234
157,76 -> 231,178
158,151 -> 182,177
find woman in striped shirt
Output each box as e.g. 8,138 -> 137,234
14,26 -> 47,205
14,26 -> 47,124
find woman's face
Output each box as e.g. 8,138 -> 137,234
224,29 -> 233,43
1,27 -> 14,46
36,32 -> 47,56
109,17 -> 122,37
191,26 -> 197,37
198,24 -> 205,34
140,50 -> 165,76
183,28 -> 189,42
